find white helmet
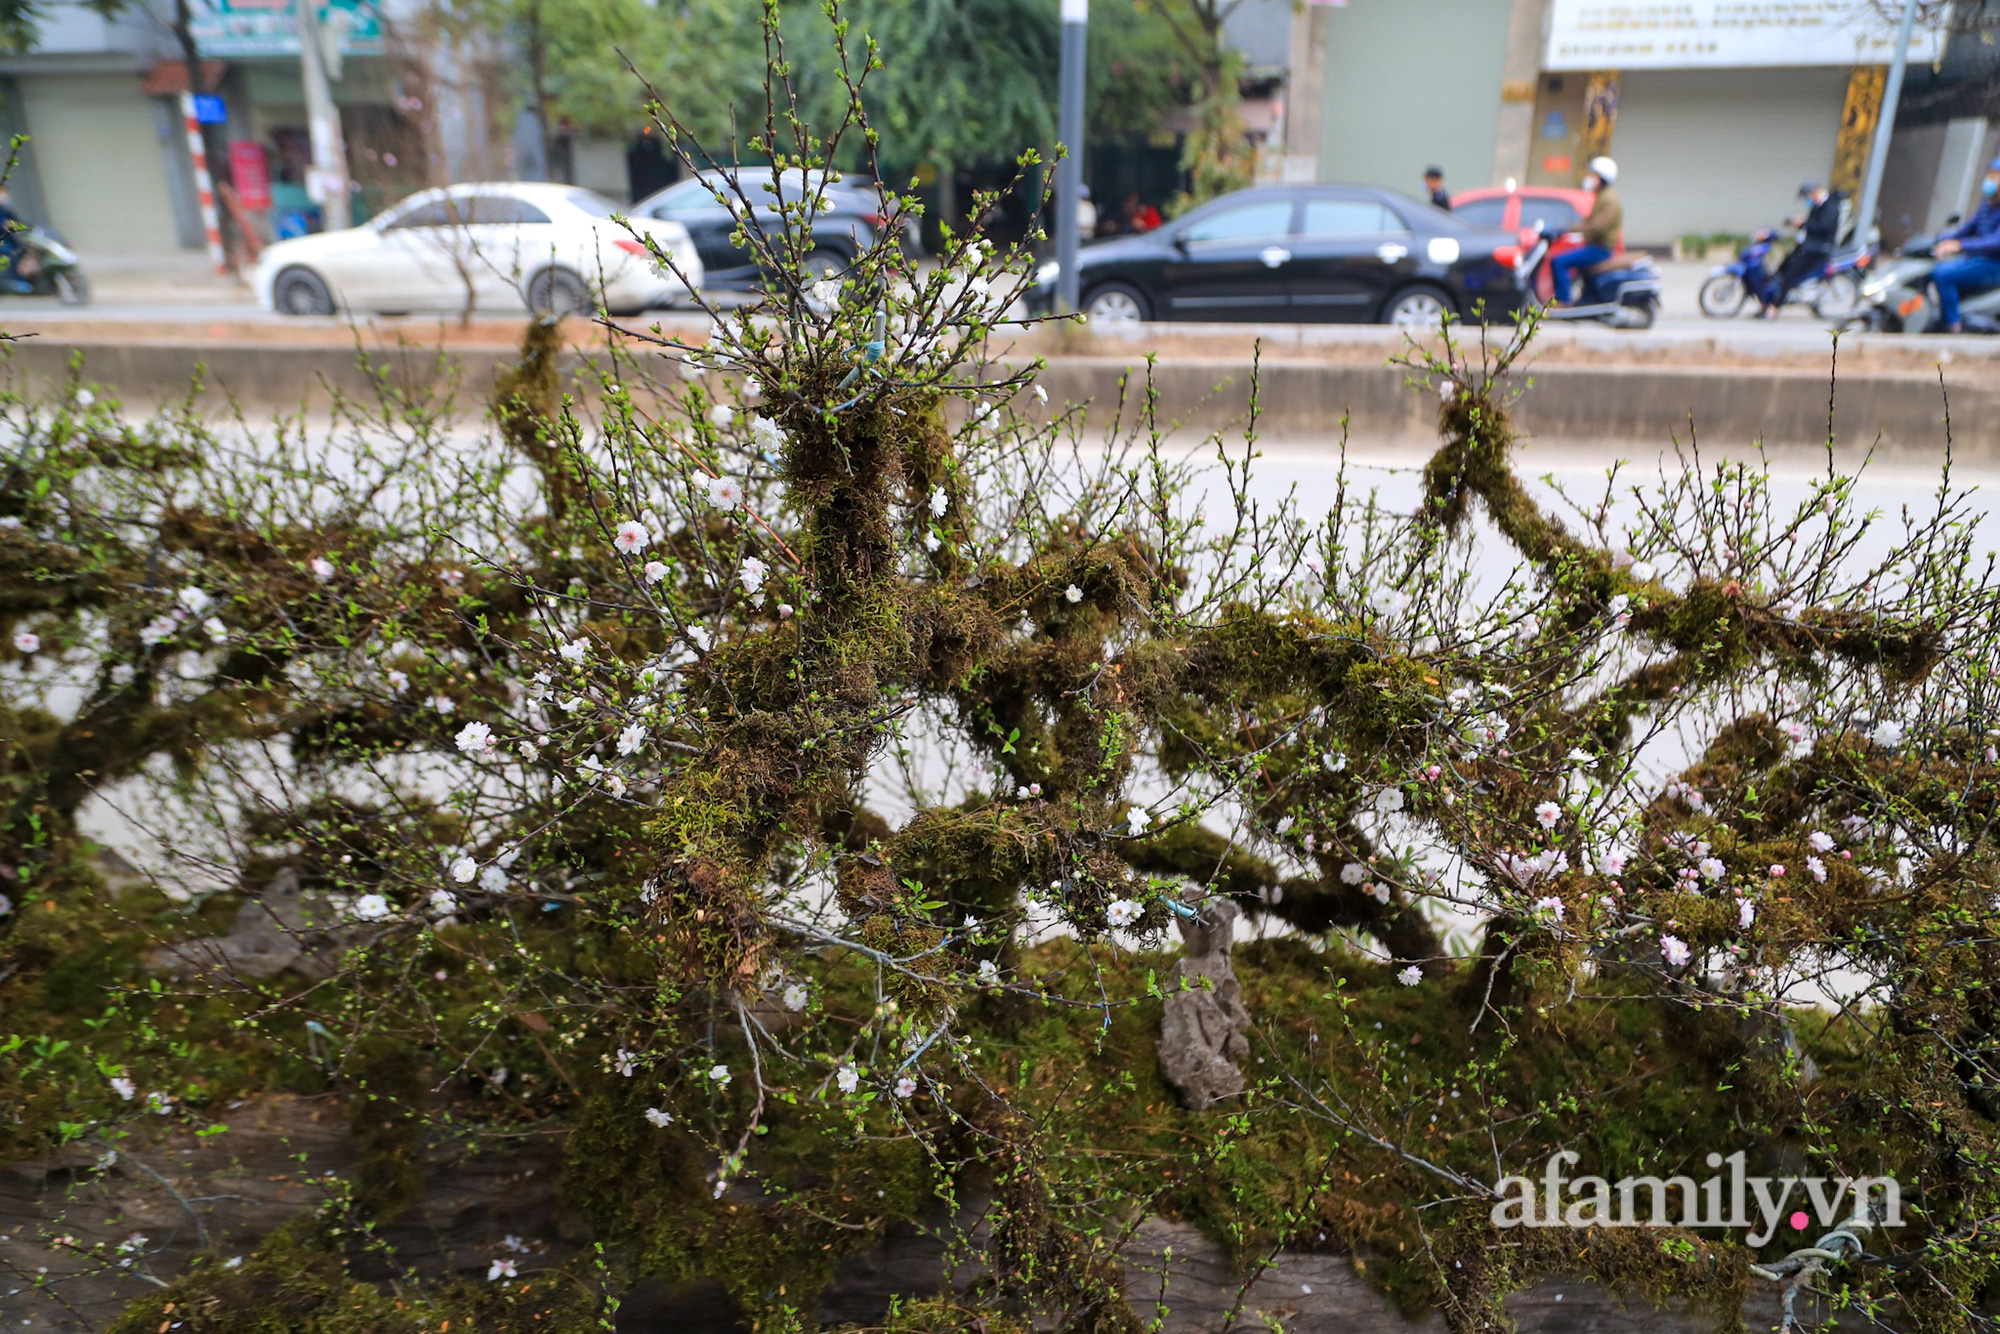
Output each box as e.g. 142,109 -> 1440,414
1588,156 -> 1618,184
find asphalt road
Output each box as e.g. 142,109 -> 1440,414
0,255 -> 1956,351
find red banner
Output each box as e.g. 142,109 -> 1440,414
229,141 -> 272,211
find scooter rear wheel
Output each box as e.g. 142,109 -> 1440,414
1810,272 -> 1862,322
1698,273 -> 1748,318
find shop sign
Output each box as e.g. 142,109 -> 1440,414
229,141 -> 272,210
1545,0 -> 1945,71
191,0 -> 384,59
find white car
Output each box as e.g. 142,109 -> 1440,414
253,182 -> 702,317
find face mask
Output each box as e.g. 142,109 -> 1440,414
1984,177 -> 1999,198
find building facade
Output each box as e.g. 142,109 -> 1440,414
1278,0 -> 1955,248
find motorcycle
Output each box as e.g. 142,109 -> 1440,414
1521,227 -> 1661,328
2,227 -> 90,304
1698,229 -> 1868,321
1846,232 -> 2000,334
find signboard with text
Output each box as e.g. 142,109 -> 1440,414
1544,1 -> 1945,71
190,0 -> 383,59
229,140 -> 272,210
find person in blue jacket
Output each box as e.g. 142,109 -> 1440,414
1932,157 -> 2000,332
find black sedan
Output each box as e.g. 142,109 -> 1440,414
1027,185 -> 1529,325
634,168 -> 918,290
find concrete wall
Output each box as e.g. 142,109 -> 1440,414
1314,0 -> 1512,197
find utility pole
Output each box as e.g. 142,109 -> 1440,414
296,0 -> 351,230
1853,0 -> 1919,249
1056,0 -> 1087,314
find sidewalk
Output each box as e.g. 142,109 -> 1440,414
78,250 -> 253,306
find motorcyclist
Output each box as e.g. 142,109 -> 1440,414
1763,182 -> 1842,318
1932,157 -> 2000,333
1552,156 -> 1622,305
0,188 -> 32,295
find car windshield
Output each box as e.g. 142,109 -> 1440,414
561,190 -> 622,218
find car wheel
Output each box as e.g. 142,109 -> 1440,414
1698,273 -> 1748,318
1811,272 -> 1862,322
52,269 -> 88,306
1382,285 -> 1453,328
1082,283 -> 1148,324
273,266 -> 336,317
527,267 -> 592,317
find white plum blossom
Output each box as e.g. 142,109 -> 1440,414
644,1107 -> 675,1128
559,638 -> 590,663
432,694 -> 456,715
1871,720 -> 1905,749
202,617 -> 227,642
930,485 -> 948,517
1698,857 -> 1727,883
178,587 -> 214,616
704,475 -> 744,510
617,723 -> 647,756
1597,850 -> 1628,877
1033,384 -> 1048,404
518,741 -> 539,763
751,415 -> 783,452
488,1258 -> 517,1281
708,1064 -> 731,1085
644,560 -> 670,585
1339,862 -> 1370,885
923,531 -> 942,553
1629,560 -> 1657,582
110,1076 -> 136,1101
1660,934 -> 1692,968
428,889 -> 459,916
479,865 -> 508,895
454,721 -> 495,754
781,982 -> 809,1012
1105,898 -> 1142,928
1397,965 -> 1423,987
1738,899 -> 1757,929
895,1075 -> 919,1098
1125,807 -> 1152,836
615,1049 -> 638,1077
310,557 -> 336,581
385,669 -> 410,694
614,520 -> 652,555
1373,787 -> 1406,815
1533,895 -> 1566,922
1806,855 -> 1828,882
450,857 -> 478,884
1807,830 -> 1835,852
1533,801 -> 1561,829
977,958 -> 1001,987
139,614 -> 179,646
709,405 -> 735,429
75,388 -> 94,406
110,663 -> 136,685
1322,750 -> 1349,773
352,893 -> 392,921
1367,882 -> 1393,905
1064,584 -> 1083,604
835,1064 -> 861,1094
740,556 -> 768,594
147,1090 -> 173,1115
12,629 -> 38,654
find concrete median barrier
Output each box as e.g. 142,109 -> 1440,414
5,334 -> 1992,461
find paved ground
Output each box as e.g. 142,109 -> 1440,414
0,251 -> 1963,353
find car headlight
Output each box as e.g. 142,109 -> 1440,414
1034,260 -> 1059,286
